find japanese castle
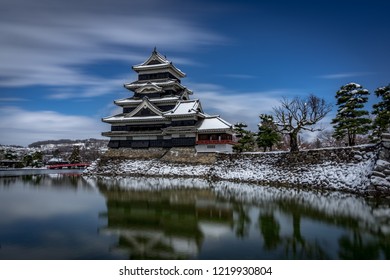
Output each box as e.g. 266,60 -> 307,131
102,48 -> 235,153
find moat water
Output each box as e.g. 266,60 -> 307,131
0,169 -> 389,260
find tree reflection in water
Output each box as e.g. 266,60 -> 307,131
233,204 -> 251,238
259,213 -> 280,250
90,177 -> 390,260
339,231 -> 384,260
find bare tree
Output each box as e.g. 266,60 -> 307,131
316,129 -> 343,148
273,94 -> 332,152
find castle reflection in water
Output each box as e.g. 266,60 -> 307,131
88,176 -> 390,260
1,173 -> 389,260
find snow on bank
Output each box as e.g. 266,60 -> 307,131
212,154 -> 376,193
84,147 -> 378,194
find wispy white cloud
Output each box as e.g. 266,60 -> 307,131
0,97 -> 28,102
0,0 -> 228,146
299,114 -> 336,143
0,0 -> 224,88
46,75 -> 133,100
318,72 -> 373,79
0,106 -> 107,146
189,82 -> 286,130
189,82 -> 337,143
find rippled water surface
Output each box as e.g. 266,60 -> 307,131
0,170 -> 389,259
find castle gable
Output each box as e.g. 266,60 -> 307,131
126,98 -> 163,118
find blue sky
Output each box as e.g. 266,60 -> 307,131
1,0 -> 389,146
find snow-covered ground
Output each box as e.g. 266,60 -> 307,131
84,146 -> 379,194
212,153 -> 376,193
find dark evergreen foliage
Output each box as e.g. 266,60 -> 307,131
371,84 -> 390,141
331,83 -> 371,146
257,114 -> 281,152
21,152 -> 43,167
23,154 -> 33,167
233,122 -> 256,153
68,146 -> 82,163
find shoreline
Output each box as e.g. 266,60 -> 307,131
0,168 -> 84,177
83,144 -> 390,197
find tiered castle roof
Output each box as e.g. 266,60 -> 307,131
102,48 -> 234,151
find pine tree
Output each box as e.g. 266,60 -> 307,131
257,114 -> 281,152
32,151 -> 43,167
68,146 -> 81,163
233,122 -> 255,153
331,83 -> 371,146
371,84 -> 390,141
23,154 -> 33,167
52,149 -> 61,158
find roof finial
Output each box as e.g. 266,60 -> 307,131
153,46 -> 157,54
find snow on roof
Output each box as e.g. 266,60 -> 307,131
115,96 -> 179,105
102,114 -> 166,122
125,98 -> 163,118
135,83 -> 163,94
137,48 -> 170,66
47,157 -> 67,163
124,79 -> 184,90
164,100 -> 201,116
197,116 -> 233,131
133,62 -> 170,69
103,99 -> 202,122
125,80 -> 173,87
132,49 -> 186,77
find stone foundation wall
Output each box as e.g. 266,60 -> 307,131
211,145 -> 378,194
216,145 -> 378,166
102,145 -> 378,165
369,133 -> 390,194
102,148 -> 168,160
160,147 -> 216,164
101,147 -> 216,164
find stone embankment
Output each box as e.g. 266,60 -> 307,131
211,145 -> 378,194
369,133 -> 390,194
103,147 -> 217,164
85,140 -> 390,196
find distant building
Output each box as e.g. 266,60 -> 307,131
102,48 -> 235,153
0,160 -> 23,168
46,157 -> 69,165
